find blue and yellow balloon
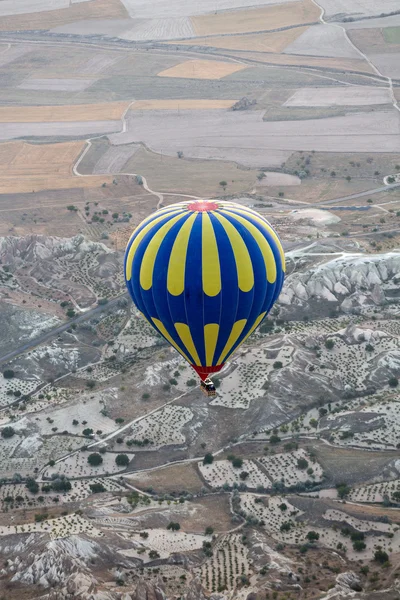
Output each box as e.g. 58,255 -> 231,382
124,200 -> 285,381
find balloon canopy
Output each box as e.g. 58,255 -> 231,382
124,200 -> 285,381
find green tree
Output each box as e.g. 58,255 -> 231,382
336,482 -> 351,499
167,522 -> 181,531
89,482 -> 106,493
273,361 -> 283,369
353,540 -> 366,552
297,458 -> 309,470
87,453 -> 103,467
219,181 -> 227,190
389,377 -> 398,388
66,308 -> 76,318
232,457 -> 243,469
1,426 -> 15,439
306,531 -> 319,542
3,369 -> 15,379
203,453 -> 214,465
205,526 -> 214,536
325,339 -> 335,349
374,548 -> 389,564
115,454 -> 130,467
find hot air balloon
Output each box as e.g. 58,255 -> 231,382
124,200 -> 285,396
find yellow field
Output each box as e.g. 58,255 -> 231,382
157,59 -> 247,80
0,0 -> 128,31
174,27 -> 308,53
130,99 -> 237,110
0,141 -> 112,194
192,0 -> 320,36
0,102 -> 130,123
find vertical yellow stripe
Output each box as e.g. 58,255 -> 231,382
242,312 -> 267,345
174,323 -> 201,367
152,318 -> 192,364
212,212 -> 254,293
220,209 -> 276,284
217,319 -> 247,365
167,212 -> 197,296
125,209 -> 183,280
204,323 -> 219,366
140,213 -> 188,290
127,205 -> 185,245
224,206 -> 285,272
202,213 -> 221,297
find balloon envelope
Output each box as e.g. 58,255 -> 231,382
124,200 -> 285,380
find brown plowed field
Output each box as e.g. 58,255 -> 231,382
157,59 -> 247,80
131,99 -> 237,110
192,0 -> 319,36
0,0 -> 128,31
0,102 -> 130,123
0,141 -> 113,194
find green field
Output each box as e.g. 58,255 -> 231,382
383,26 -> 400,43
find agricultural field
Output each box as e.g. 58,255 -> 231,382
319,0 -> 400,20
111,109 -> 400,170
0,102 -> 129,123
284,24 -> 361,58
199,459 -> 271,489
0,0 -> 128,31
157,60 -> 248,80
191,0 -> 320,36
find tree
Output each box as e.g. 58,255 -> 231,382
112,213 -> 119,219
309,418 -> 318,429
389,377 -> 398,388
90,482 -> 106,493
325,339 -> 335,349
353,540 -> 366,552
297,458 -> 309,470
219,181 -> 227,190
87,453 -> 103,467
392,491 -> 400,502
336,482 -> 351,499
306,531 -> 319,542
205,526 -> 214,536
3,369 -> 14,379
186,379 -> 196,387
135,176 -> 143,186
86,381 -> 96,389
82,428 -> 94,437
26,478 -> 39,494
167,522 -> 180,531
98,298 -> 108,306
374,548 -> 389,564
149,550 -> 160,559
66,205 -> 78,211
269,434 -> 281,444
116,454 -> 130,467
51,476 -> 71,492
273,361 -> 283,369
203,453 -> 214,465
48,460 -> 55,467
232,457 -> 243,469
1,426 -> 15,439
366,344 -> 374,353
66,308 -> 76,318
279,503 -> 287,511
239,471 -> 249,481
177,151 -> 184,159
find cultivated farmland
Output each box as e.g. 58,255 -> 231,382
157,60 -> 248,80
0,102 -> 129,123
191,0 -> 320,36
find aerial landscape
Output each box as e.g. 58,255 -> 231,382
0,0 -> 400,598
